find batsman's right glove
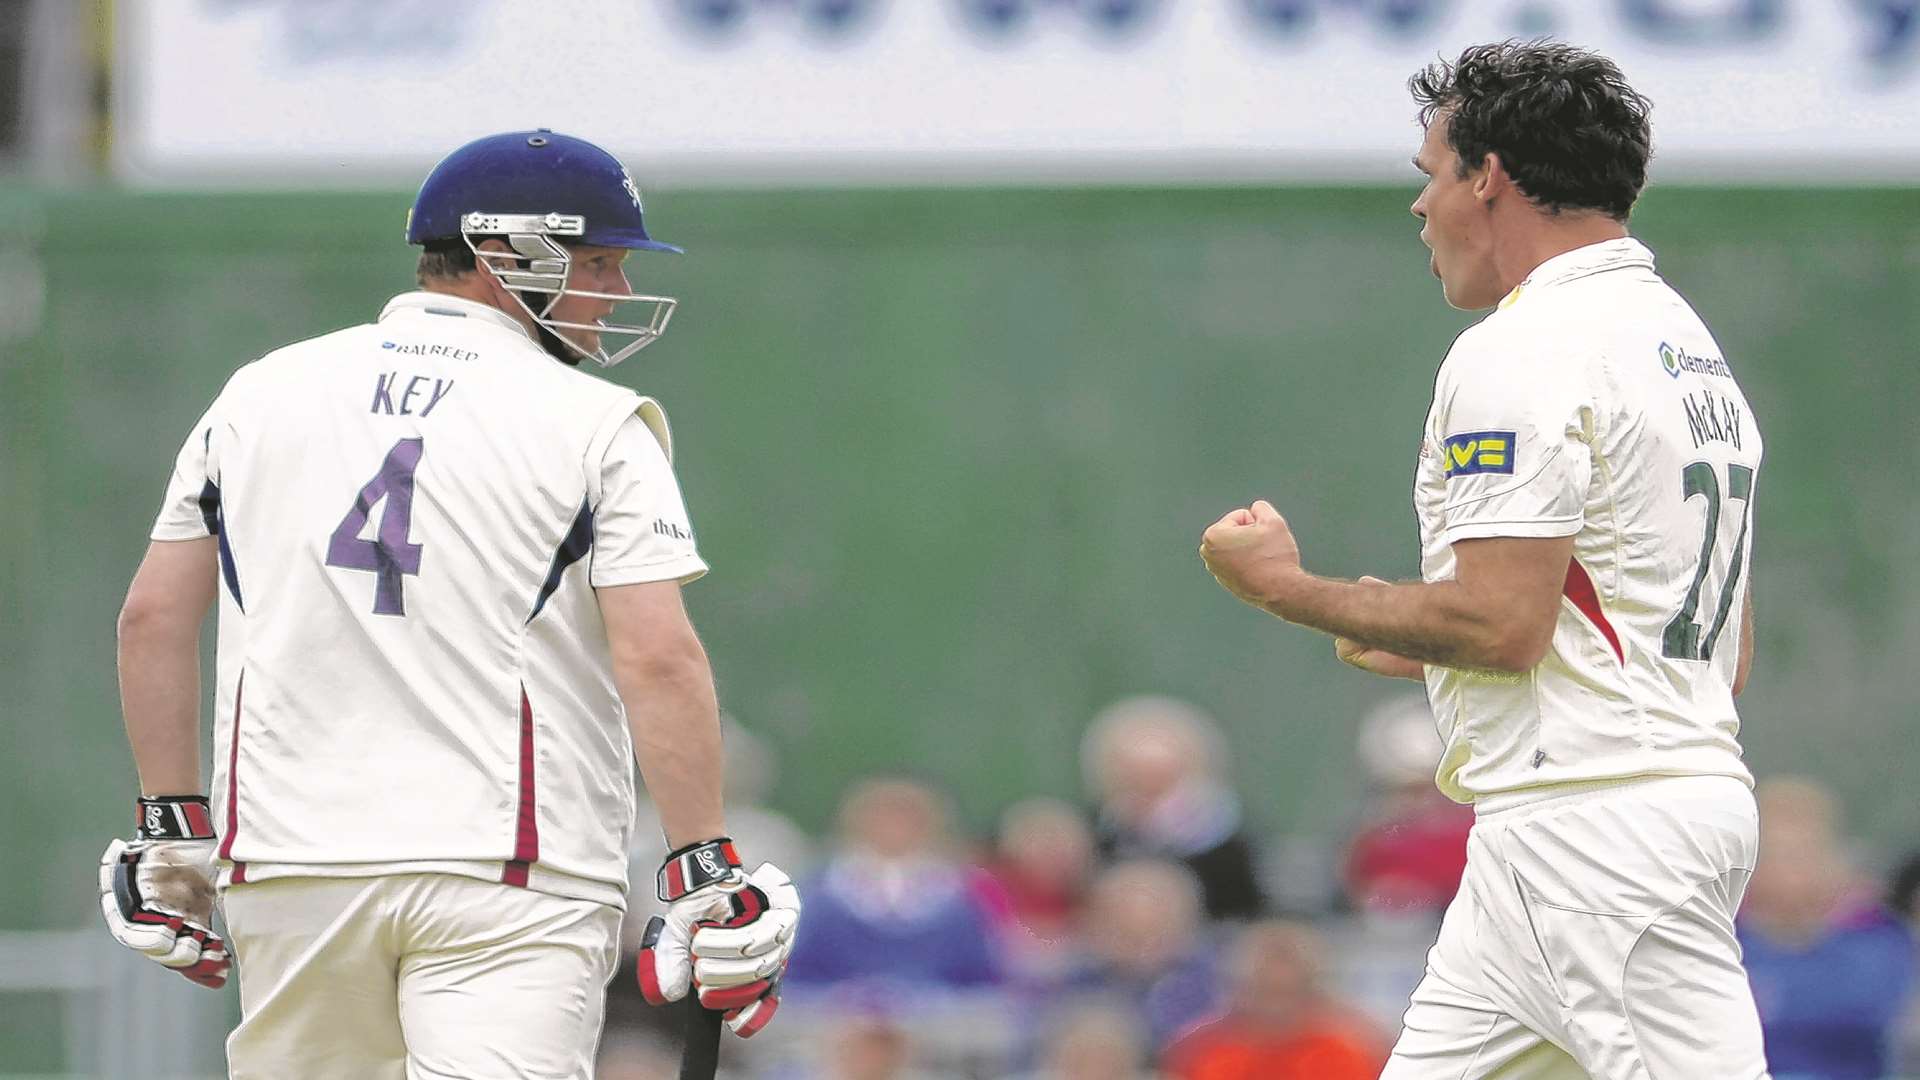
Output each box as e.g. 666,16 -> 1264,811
637,839 -> 801,1038
98,795 -> 229,989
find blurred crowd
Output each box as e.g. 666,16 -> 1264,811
599,696 -> 1918,1080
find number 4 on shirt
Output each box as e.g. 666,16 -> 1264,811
326,438 -> 425,616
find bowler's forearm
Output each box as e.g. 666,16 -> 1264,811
1264,575 -> 1522,672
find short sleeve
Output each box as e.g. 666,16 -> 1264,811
150,403 -> 222,541
590,412 -> 708,587
1430,337 -> 1593,543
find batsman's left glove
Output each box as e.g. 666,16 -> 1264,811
98,796 -> 229,989
637,839 -> 801,1038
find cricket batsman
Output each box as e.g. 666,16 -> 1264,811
98,129 -> 801,1078
1201,42 -> 1770,1078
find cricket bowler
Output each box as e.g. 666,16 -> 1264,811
1201,42 -> 1770,1079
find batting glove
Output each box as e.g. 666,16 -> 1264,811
637,839 -> 801,1038
98,796 -> 229,989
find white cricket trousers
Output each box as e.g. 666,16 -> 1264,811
220,873 -> 621,1079
1382,774 -> 1771,1080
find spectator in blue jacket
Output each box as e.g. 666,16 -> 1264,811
786,776 -> 1005,994
1739,777 -> 1915,1080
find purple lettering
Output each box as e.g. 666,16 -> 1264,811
421,379 -> 456,417
399,375 -> 429,416
370,372 -> 398,414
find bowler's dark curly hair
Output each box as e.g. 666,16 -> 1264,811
1410,40 -> 1652,221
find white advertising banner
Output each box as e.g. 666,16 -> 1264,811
114,0 -> 1920,186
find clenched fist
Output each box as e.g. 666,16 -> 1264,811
1200,499 -> 1305,609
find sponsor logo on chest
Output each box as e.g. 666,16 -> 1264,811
1660,341 -> 1732,380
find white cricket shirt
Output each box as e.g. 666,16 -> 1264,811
1414,238 -> 1761,804
151,292 -> 707,907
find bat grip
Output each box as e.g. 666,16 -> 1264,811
678,996 -> 724,1080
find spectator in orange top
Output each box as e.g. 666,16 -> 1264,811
1162,920 -> 1387,1080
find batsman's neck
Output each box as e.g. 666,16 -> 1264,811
421,275 -> 541,343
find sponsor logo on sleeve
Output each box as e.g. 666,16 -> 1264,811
1442,430 -> 1516,477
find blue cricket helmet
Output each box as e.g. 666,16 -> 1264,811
406,129 -> 682,254
405,130 -> 682,366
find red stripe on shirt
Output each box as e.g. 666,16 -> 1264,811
218,674 -> 247,883
502,687 -> 540,888
1563,558 -> 1624,664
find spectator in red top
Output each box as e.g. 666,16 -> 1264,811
1341,695 -> 1473,915
1163,920 -> 1387,1080
985,797 -> 1098,979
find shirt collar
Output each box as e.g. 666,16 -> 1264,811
1520,236 -> 1655,291
379,291 -> 534,342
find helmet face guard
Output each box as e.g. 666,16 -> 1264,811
460,211 -> 676,368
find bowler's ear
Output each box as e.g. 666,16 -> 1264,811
1474,152 -> 1511,205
